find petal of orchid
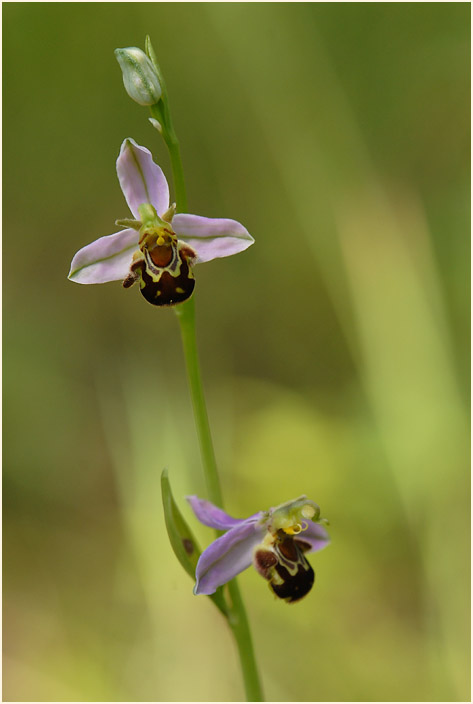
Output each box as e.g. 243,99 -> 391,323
68,228 -> 139,284
297,522 -> 330,554
117,138 -> 169,219
194,520 -> 265,595
186,495 -> 263,531
172,214 -> 255,264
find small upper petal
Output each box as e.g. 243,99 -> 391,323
297,522 -> 330,554
68,228 -> 139,284
194,520 -> 265,595
172,214 -> 254,264
186,495 -> 262,530
117,138 -> 169,218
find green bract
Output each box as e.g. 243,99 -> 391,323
161,470 -> 227,615
161,469 -> 200,580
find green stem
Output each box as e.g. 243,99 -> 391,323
150,102 -> 188,213
147,36 -> 263,699
166,135 -> 188,213
146,36 -> 187,213
175,299 -> 263,702
174,297 -> 222,507
227,580 -> 264,702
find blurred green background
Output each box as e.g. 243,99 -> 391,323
3,3 -> 470,701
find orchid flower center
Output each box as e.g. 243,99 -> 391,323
251,497 -> 322,602
139,225 -> 177,268
122,203 -> 197,307
139,225 -> 175,248
269,497 -> 319,536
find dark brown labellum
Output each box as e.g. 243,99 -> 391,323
267,532 -> 315,603
270,554 -> 314,603
133,241 -> 196,307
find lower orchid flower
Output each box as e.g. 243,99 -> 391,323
68,139 -> 254,306
187,495 -> 330,603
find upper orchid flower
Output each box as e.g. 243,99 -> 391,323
187,495 -> 330,603
68,139 -> 254,306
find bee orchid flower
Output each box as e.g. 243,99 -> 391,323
187,495 -> 330,603
68,139 -> 254,306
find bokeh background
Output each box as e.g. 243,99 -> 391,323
3,3 -> 470,701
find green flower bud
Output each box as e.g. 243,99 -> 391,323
115,47 -> 162,106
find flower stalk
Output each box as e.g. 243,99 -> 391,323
175,298 -> 263,701
146,37 -> 264,701
174,298 -> 223,508
145,36 -> 188,214
227,580 -> 263,701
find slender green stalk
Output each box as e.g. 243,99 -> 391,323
167,135 -> 188,213
147,40 -> 264,698
150,102 -> 188,214
146,36 -> 188,213
175,299 -> 263,702
174,297 -> 222,507
227,580 -> 264,702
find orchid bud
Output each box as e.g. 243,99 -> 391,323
115,47 -> 162,106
